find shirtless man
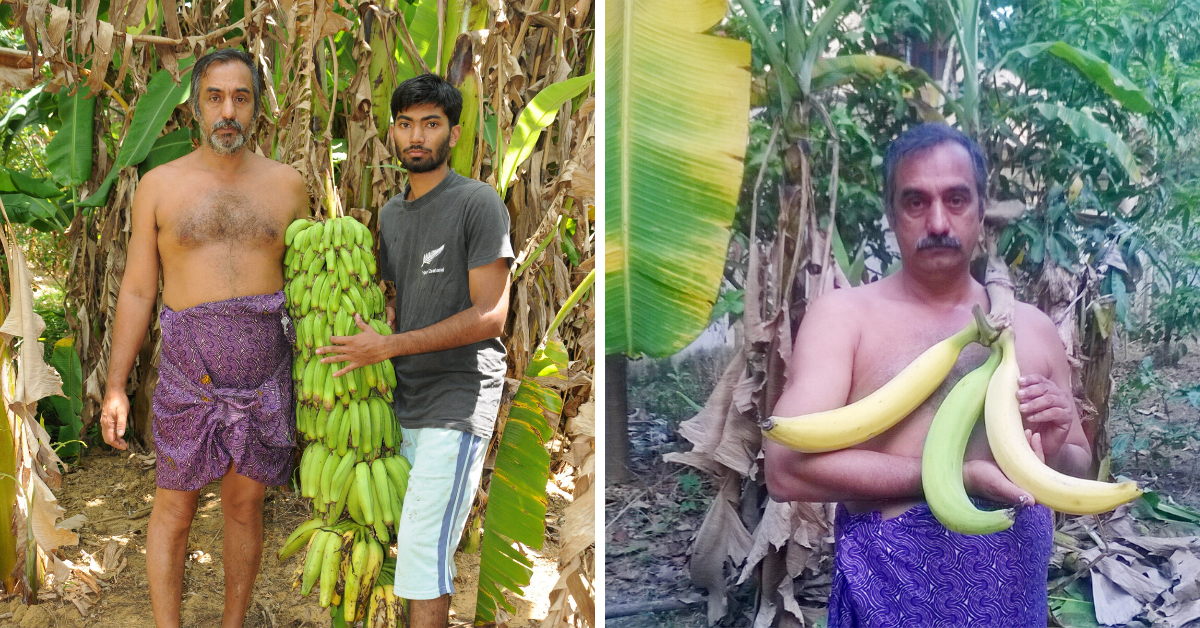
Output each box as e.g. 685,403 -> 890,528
99,49 -> 308,628
764,123 -> 1092,626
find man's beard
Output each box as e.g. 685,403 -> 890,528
205,118 -> 249,155
400,135 -> 452,173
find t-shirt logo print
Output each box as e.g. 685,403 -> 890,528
422,244 -> 446,275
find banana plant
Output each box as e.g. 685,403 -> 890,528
474,270 -> 594,623
496,73 -> 594,198
80,68 -> 192,207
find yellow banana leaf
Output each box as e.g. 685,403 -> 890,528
606,0 -> 751,358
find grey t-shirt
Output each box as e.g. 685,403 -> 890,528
378,170 -> 514,439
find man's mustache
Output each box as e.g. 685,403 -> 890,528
211,118 -> 244,133
917,234 -> 962,250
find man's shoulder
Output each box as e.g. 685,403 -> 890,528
447,171 -> 503,205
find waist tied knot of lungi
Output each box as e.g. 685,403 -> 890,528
152,291 -> 295,491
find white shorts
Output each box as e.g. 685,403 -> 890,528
392,426 -> 487,600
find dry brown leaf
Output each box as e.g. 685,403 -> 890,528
0,228 -> 66,404
689,472 -> 753,624
1092,571 -> 1144,626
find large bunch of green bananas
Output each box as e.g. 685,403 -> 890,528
279,216 -> 411,624
762,305 -> 1142,531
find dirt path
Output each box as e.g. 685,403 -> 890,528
3,449 -> 562,627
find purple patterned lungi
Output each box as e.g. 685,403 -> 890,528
828,501 -> 1053,627
152,291 -> 296,491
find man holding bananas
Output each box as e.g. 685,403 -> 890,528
99,50 -> 310,628
764,123 -> 1093,626
316,73 -> 513,628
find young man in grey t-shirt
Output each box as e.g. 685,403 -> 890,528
317,73 -> 513,628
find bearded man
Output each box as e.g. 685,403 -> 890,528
316,73 -> 513,628
765,123 -> 1092,627
100,49 -> 308,628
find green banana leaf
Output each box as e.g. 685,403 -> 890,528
474,337 -> 567,623
0,85 -> 49,150
496,73 -> 594,197
370,12 -> 398,143
810,55 -> 924,94
0,194 -> 66,231
45,87 -> 94,189
1032,102 -> 1142,183
139,129 -> 194,175
606,0 -> 751,358
81,69 -> 192,207
396,0 -> 468,83
43,337 -> 83,459
5,169 -> 63,199
1004,42 -> 1154,115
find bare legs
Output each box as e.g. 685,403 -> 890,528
410,595 -> 451,628
146,465 -> 265,628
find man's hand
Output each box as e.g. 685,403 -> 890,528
317,314 -> 391,377
963,458 -> 1033,507
100,387 -> 130,450
1017,374 -> 1073,464
385,306 -> 396,330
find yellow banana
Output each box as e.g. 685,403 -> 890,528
279,518 -> 325,561
985,329 -> 1141,514
764,317 -> 980,452
922,345 -> 1013,534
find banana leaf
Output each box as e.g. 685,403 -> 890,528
606,0 -> 751,358
139,129 -> 194,175
5,169 -> 62,199
396,0 -> 468,83
474,337 -> 567,624
43,338 -> 83,459
0,194 -> 65,231
45,86 -> 94,188
80,69 -> 192,207
1004,42 -> 1154,115
1032,102 -> 1142,184
0,85 -> 49,150
496,73 -> 594,197
447,35 -> 479,177
810,55 -> 924,94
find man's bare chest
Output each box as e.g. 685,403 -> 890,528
161,188 -> 285,249
850,321 -> 990,402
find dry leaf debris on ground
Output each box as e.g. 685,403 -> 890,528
2,448 -> 563,627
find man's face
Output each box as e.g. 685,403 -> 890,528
196,61 -> 256,156
890,142 -> 983,275
390,103 -> 461,173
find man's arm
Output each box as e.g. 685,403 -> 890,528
318,258 -> 510,377
1015,303 -> 1092,477
764,292 -> 928,503
99,173 -> 163,450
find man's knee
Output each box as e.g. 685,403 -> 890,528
151,490 -> 199,532
221,480 -> 265,526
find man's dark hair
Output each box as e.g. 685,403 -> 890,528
390,73 -> 463,126
882,123 -> 987,221
189,48 -> 265,119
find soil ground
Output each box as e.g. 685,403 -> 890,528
2,448 -> 563,628
606,338 -> 1200,627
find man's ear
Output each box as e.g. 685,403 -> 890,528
449,124 -> 462,148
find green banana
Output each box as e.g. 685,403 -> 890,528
278,517 -> 324,560
371,459 -> 393,526
318,530 -> 346,607
320,450 -> 342,505
347,476 -> 367,525
349,400 -> 363,449
355,463 -> 376,526
922,346 -> 1013,535
382,455 -> 411,503
300,530 -> 329,595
